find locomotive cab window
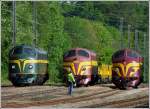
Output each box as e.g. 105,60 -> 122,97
23,48 -> 36,57
127,51 -> 141,58
64,50 -> 76,58
78,50 -> 89,58
113,50 -> 124,59
13,47 -> 23,55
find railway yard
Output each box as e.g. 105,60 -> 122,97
1,83 -> 149,108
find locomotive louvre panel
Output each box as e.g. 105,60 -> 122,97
37,63 -> 48,74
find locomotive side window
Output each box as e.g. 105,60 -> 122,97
64,50 -> 76,58
78,50 -> 89,57
113,50 -> 124,59
127,51 -> 141,58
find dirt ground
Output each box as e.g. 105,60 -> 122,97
1,83 -> 149,108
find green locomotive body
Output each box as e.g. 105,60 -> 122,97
9,44 -> 49,86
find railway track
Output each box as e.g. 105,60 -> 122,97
2,87 -> 116,108
2,85 -> 102,101
1,84 -> 149,108
83,95 -> 148,108
2,87 -> 65,100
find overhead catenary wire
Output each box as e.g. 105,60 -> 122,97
32,1 -> 37,48
12,1 -> 16,47
134,29 -> 138,51
128,24 -> 131,48
2,8 -> 43,26
119,17 -> 123,49
143,33 -> 146,82
2,8 -> 147,32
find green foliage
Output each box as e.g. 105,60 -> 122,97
36,2 -> 72,83
1,1 -> 12,84
64,17 -> 99,50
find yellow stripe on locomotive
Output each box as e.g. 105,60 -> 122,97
10,59 -> 48,72
63,60 -> 97,75
112,62 -> 142,78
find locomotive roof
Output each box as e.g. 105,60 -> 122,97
113,48 -> 141,56
112,48 -> 143,63
70,48 -> 96,55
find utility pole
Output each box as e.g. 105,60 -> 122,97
143,33 -> 146,82
128,25 -> 131,48
119,17 -> 123,49
134,29 -> 138,51
12,1 -> 16,47
32,1 -> 37,48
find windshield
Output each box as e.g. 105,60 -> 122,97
23,48 -> 36,57
12,47 -> 36,57
113,50 -> 124,59
64,50 -> 76,58
127,51 -> 141,58
78,50 -> 89,58
13,47 -> 22,55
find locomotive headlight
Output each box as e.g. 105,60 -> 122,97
28,65 -> 33,69
12,65 -> 15,69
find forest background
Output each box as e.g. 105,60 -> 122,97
1,1 -> 149,85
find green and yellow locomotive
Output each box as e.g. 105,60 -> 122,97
9,44 -> 49,86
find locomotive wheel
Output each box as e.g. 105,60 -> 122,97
36,79 -> 44,85
132,86 -> 138,89
12,82 -> 25,87
120,80 -> 127,90
113,80 -> 127,90
38,81 -> 44,85
85,83 -> 89,87
120,84 -> 127,90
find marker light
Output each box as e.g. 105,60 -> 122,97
12,65 -> 15,69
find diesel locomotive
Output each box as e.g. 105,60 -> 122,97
9,44 -> 49,86
112,48 -> 143,89
63,48 -> 99,86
